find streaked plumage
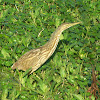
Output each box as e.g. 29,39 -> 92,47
12,22 -> 80,74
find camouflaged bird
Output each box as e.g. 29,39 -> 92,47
12,22 -> 81,74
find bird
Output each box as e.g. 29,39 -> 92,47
12,22 -> 81,74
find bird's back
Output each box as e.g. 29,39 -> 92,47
12,48 -> 41,71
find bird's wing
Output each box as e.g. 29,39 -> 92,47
12,48 -> 40,71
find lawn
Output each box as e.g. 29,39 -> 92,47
0,0 -> 100,100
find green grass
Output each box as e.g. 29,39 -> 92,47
0,0 -> 100,100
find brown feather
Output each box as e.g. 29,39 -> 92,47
12,22 -> 81,73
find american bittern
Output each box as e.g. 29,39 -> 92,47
12,22 -> 81,74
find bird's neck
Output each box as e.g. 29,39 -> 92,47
43,27 -> 63,53
49,26 -> 63,41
